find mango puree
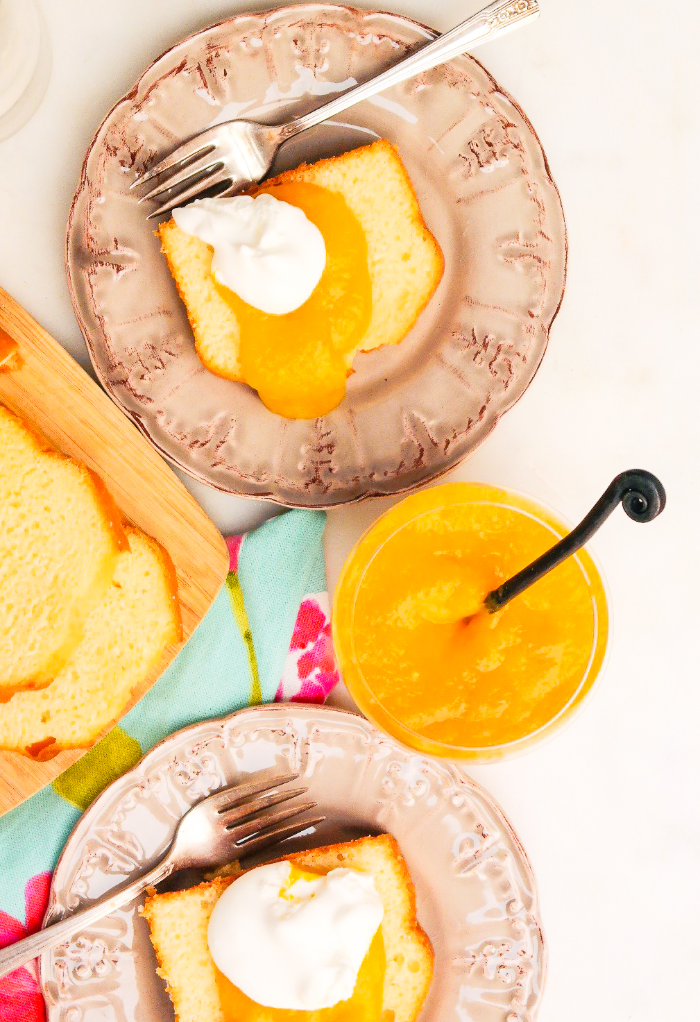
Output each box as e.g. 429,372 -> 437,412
333,484 -> 608,758
215,865 -> 385,1022
217,182 -> 372,419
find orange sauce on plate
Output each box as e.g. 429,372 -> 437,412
215,865 -> 386,1022
217,182 -> 372,419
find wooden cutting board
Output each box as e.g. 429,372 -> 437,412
0,288 -> 229,814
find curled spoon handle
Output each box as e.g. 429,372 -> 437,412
485,470 -> 666,613
281,0 -> 539,139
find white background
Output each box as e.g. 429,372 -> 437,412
2,1 -> 699,1018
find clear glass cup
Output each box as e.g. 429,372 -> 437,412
332,483 -> 610,762
0,0 -> 51,141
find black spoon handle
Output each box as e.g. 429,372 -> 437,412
483,469 -> 666,614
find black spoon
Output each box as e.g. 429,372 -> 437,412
479,469 -> 666,615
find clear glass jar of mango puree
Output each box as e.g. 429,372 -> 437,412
332,483 -> 609,761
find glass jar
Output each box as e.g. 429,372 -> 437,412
0,0 -> 51,141
333,483 -> 610,762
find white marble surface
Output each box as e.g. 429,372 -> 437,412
1,1 -> 699,1018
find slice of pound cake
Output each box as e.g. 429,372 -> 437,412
158,139 -> 444,385
0,405 -> 127,698
143,833 -> 433,1022
0,526 -> 181,758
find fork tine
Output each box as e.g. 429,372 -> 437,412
227,800 -> 318,841
146,168 -> 231,220
205,772 -> 300,813
236,815 -> 327,859
139,159 -> 224,206
217,786 -> 308,825
132,135 -> 218,189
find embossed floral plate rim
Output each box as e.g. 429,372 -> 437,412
65,3 -> 567,508
40,703 -> 546,1022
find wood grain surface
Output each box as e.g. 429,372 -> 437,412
0,287 -> 229,814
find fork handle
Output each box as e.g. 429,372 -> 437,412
279,0 -> 539,140
0,858 -> 172,980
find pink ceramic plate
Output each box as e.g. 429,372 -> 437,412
40,705 -> 546,1021
66,4 -> 566,507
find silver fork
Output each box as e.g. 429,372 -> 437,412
133,0 -> 539,218
0,770 -> 322,980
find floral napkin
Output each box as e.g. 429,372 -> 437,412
0,509 -> 338,1021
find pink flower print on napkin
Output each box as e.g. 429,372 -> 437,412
0,872 -> 51,1022
276,594 -> 340,703
226,534 -> 243,573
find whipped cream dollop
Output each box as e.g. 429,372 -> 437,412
207,861 -> 383,1011
172,194 -> 326,315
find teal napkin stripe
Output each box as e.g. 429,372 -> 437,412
0,509 -> 327,926
239,510 -> 328,704
124,574 -> 253,746
0,788 -> 78,924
